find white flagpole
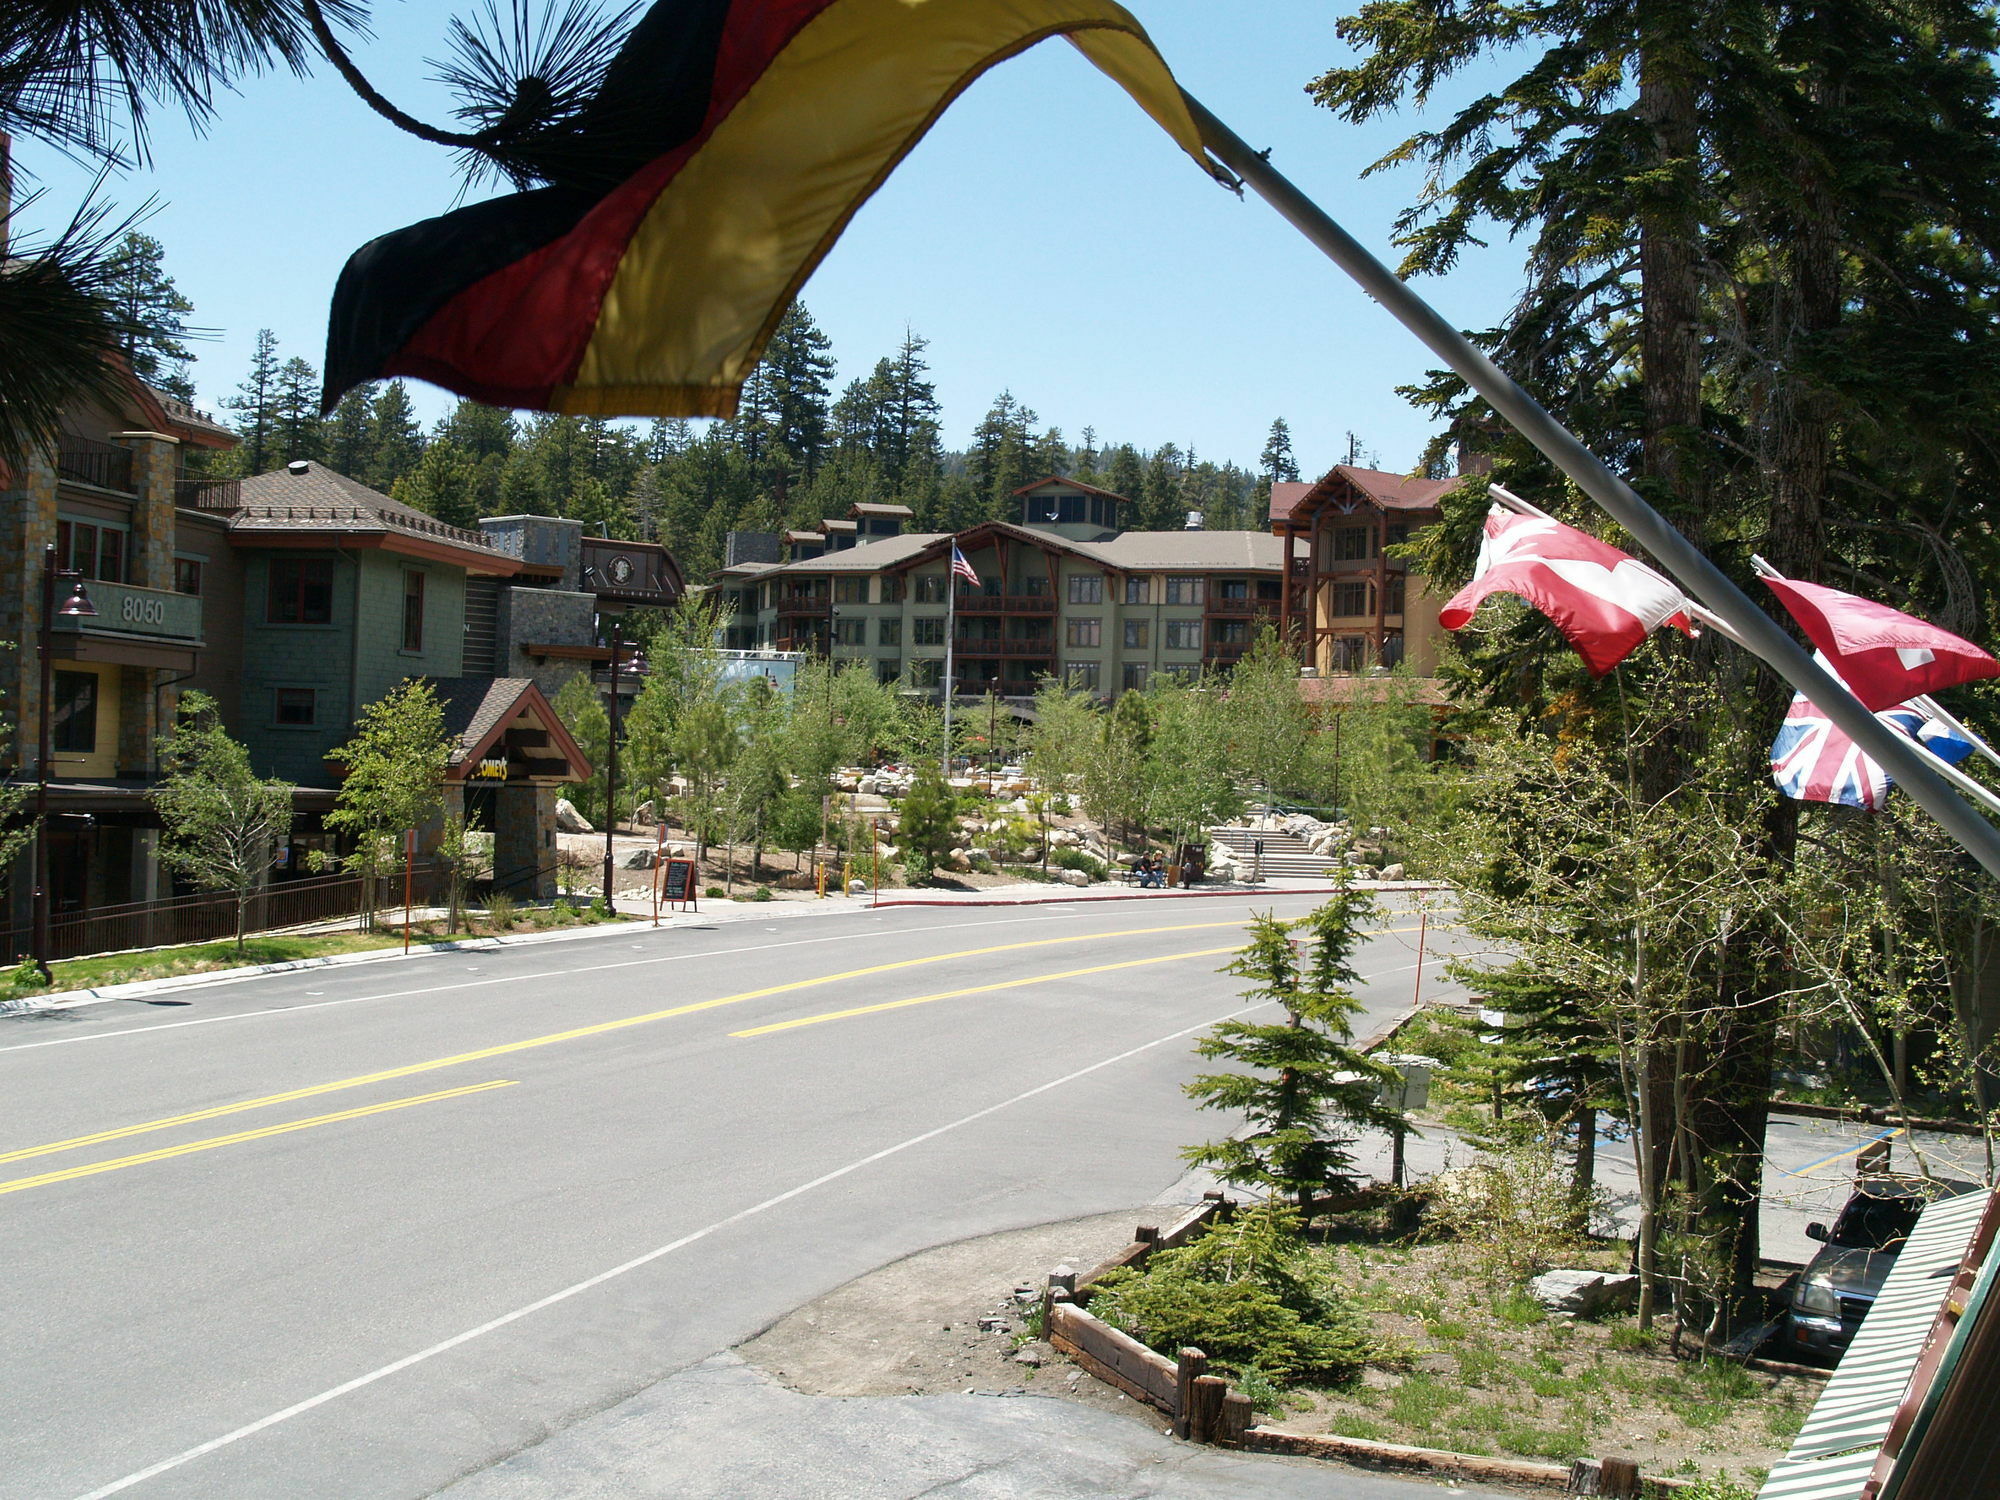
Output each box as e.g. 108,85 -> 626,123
1914,694 -> 2000,774
1181,90 -> 2000,880
942,554 -> 956,777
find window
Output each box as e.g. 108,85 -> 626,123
916,573 -> 947,602
1022,575 -> 1048,597
174,557 -> 203,596
1257,579 -> 1282,601
50,670 -> 97,753
834,576 -> 868,604
268,557 -> 335,624
1066,617 -> 1101,648
275,688 -> 317,726
1161,663 -> 1201,683
881,575 -> 905,603
1334,525 -> 1372,561
1125,576 -> 1150,605
1064,661 -> 1100,691
1382,633 -> 1406,667
909,658 -> 941,687
1217,579 -> 1248,601
1124,619 -> 1149,649
402,569 -> 426,651
1211,620 -> 1249,645
1122,663 -> 1149,691
55,518 -> 128,581
876,658 -> 901,684
1165,619 -> 1202,650
1067,573 -> 1102,605
834,616 -> 866,646
1334,636 -> 1368,671
1334,580 -> 1370,617
1387,576 -> 1406,615
1387,524 -> 1409,548
878,617 -> 902,646
913,616 -> 946,645
1164,576 -> 1204,605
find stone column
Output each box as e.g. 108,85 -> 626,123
115,431 -> 180,591
3,450 -> 60,767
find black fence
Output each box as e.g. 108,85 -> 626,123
1,863 -> 457,965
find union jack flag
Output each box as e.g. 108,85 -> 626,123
951,545 -> 980,586
1770,695 -> 1926,809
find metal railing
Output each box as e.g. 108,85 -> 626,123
57,437 -> 135,493
175,477 -> 242,511
953,636 -> 1055,657
1,864 -> 453,964
954,594 -> 1058,614
1207,597 -> 1282,616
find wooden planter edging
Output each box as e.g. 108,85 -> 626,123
1044,1200 -> 1691,1497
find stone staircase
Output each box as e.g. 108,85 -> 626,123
1206,825 -> 1341,880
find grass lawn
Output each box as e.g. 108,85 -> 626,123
1,902 -> 631,1005
1288,1239 -> 1812,1493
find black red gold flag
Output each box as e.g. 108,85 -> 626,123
323,0 -> 1218,419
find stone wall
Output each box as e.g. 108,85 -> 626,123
496,585 -> 595,700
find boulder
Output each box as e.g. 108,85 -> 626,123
555,798 -> 593,834
1527,1270 -> 1639,1319
1057,868 -> 1091,887
966,848 -> 990,862
621,847 -> 659,870
631,800 -> 655,825
1380,863 -> 1406,880
847,878 -> 869,895
857,775 -> 879,795
1049,827 -> 1081,847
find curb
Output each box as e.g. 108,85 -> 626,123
869,882 -> 1448,910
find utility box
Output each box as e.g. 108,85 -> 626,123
1373,1053 -> 1440,1112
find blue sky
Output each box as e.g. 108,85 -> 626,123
19,0 -> 1527,475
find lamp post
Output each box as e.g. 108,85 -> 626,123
30,544 -> 96,979
601,620 -> 625,907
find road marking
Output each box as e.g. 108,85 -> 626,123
0,1081 -> 515,1198
732,946 -> 1244,1036
64,1006 -> 1258,1500
0,913 -> 1102,1055
1776,1126 -> 1905,1179
0,920 -> 1273,1166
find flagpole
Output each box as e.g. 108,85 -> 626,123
1184,94 -> 2000,882
942,557 -> 956,777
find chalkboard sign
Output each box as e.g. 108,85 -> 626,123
660,857 -> 697,908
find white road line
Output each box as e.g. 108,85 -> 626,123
65,1002 -> 1265,1500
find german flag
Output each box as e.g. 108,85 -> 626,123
324,0 -> 1218,419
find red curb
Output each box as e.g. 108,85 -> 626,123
871,886 -> 1373,909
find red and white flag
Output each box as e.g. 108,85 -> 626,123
1439,507 -> 1695,676
951,545 -> 980,587
1761,573 -> 2000,712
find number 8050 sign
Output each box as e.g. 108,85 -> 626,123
120,595 -> 167,627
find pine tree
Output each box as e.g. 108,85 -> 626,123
103,232 -> 197,398
1185,889 -> 1402,1212
393,441 -> 480,529
223,328 -> 282,473
968,391 -> 1037,522
895,762 -> 959,883
366,381 -> 424,492
323,385 -> 378,478
1260,418 -> 1300,483
271,356 -> 323,464
759,301 -> 836,486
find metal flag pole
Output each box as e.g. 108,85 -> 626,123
942,557 -> 957,777
1182,94 -> 2000,882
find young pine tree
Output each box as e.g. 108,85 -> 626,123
1185,887 -> 1402,1213
895,762 -> 959,884
154,691 -> 294,953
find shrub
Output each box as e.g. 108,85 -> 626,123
1091,1205 -> 1385,1386
705,886 -> 726,898
749,885 -> 774,902
1050,847 -> 1106,879
550,898 -> 579,925
1424,1139 -> 1602,1281
5,957 -> 50,990
484,893 -> 516,932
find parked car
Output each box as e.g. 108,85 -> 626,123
1783,1174 -> 1978,1362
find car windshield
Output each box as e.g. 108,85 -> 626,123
1829,1194 -> 1924,1251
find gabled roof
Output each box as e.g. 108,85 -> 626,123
1011,474 -> 1134,504
1068,530 -> 1282,571
233,462 -> 520,574
778,531 -> 951,574
430,676 -> 590,782
850,502 -> 914,518
1271,465 -> 1464,524
818,517 -> 857,533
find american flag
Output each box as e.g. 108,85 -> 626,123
951,545 -> 980,586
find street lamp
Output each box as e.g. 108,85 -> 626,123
31,543 -> 96,979
601,620 -> 625,907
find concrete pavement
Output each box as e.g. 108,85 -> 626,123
0,891 -> 1478,1500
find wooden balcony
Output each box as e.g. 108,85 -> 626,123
57,437 -> 134,493
954,593 -> 1057,614
1206,597 -> 1282,617
953,636 -> 1055,657
775,595 -> 831,618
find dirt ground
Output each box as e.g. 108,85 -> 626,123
738,1210 -> 1819,1496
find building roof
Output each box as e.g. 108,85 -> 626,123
233,462 -> 520,573
777,532 -> 952,575
1270,465 -> 1464,524
1068,529 -> 1283,571
850,502 -> 914,518
1012,474 -> 1134,504
785,529 -> 825,544
143,387 -> 237,448
818,517 -> 858,534
429,676 -> 590,781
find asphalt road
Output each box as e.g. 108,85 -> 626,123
0,891 -> 1478,1500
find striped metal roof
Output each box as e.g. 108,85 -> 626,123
1759,1189 -> 1993,1500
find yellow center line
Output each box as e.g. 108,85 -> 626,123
1,920 -> 1432,1171
0,1080 -> 517,1198
731,946 -> 1246,1037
